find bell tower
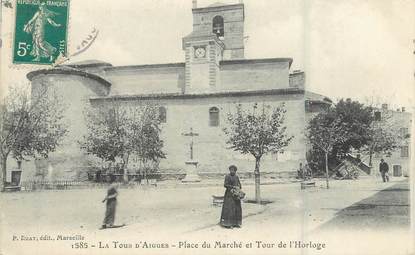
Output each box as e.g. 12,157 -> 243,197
182,1 -> 245,93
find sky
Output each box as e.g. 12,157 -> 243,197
1,0 -> 414,109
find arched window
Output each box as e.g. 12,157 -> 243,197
212,16 -> 224,37
159,106 -> 167,123
209,107 -> 220,127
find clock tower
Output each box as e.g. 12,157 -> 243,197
182,1 -> 245,93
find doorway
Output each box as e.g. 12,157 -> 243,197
392,165 -> 402,177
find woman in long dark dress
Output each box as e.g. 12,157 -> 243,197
220,165 -> 242,228
101,174 -> 118,228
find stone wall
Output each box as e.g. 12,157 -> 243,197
103,64 -> 186,96
92,92 -> 306,176
289,71 -> 305,89
219,59 -> 290,92
20,71 -> 109,182
89,58 -> 291,96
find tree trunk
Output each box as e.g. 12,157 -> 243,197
0,154 -> 8,192
369,148 -> 373,167
122,153 -> 129,183
325,152 -> 329,189
368,149 -> 373,175
254,157 -> 261,204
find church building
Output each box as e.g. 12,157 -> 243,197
23,1 -> 331,181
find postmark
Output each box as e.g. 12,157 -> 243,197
12,0 -> 69,65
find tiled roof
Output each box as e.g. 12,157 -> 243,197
90,88 -> 306,102
220,58 -> 293,68
62,60 -> 113,68
27,67 -> 112,88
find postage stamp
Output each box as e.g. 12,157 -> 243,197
12,0 -> 69,65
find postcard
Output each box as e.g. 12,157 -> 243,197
0,0 -> 413,254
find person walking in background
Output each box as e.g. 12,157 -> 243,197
379,159 -> 389,183
101,174 -> 118,228
220,165 -> 243,228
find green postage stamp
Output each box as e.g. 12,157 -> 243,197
13,0 -> 69,65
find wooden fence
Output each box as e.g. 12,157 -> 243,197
19,180 -> 157,191
21,180 -> 91,191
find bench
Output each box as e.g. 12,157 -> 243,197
301,181 -> 316,190
4,186 -> 21,192
212,195 -> 224,206
147,179 -> 157,186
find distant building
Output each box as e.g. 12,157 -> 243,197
368,105 -> 411,177
10,1 -> 332,182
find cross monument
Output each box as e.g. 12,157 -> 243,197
181,127 -> 201,182
182,128 -> 199,160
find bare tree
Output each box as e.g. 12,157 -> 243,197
307,108 -> 346,189
224,103 -> 293,203
80,102 -> 165,181
0,85 -> 67,191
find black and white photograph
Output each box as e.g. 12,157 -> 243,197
0,0 -> 414,254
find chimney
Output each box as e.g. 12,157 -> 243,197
402,107 -> 405,112
192,0 -> 197,8
381,103 -> 388,110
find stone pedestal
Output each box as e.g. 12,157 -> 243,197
182,161 -> 201,183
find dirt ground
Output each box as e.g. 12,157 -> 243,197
0,176 -> 411,255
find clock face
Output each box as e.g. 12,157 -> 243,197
194,47 -> 206,58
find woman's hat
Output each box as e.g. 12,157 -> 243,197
228,165 -> 237,171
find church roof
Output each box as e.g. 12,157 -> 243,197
103,62 -> 185,72
182,31 -> 225,49
62,59 -> 113,69
27,67 -> 112,89
90,88 -> 305,102
193,3 -> 243,13
208,2 -> 227,7
183,30 -> 217,38
220,58 -> 293,68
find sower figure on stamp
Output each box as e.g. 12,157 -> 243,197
23,3 -> 61,61
220,165 -> 243,228
101,174 -> 118,229
379,158 -> 389,183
